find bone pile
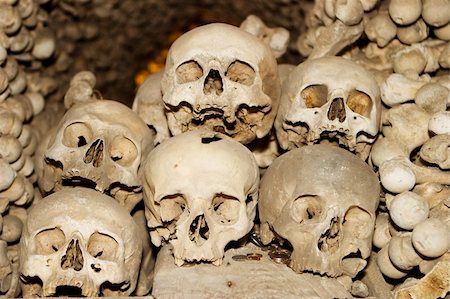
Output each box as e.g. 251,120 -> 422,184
0,0 -> 449,298
296,1 -> 450,297
0,0 -> 56,296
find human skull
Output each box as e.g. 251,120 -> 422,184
142,130 -> 259,266
161,23 -> 280,144
259,144 -> 380,278
19,187 -> 142,297
37,99 -> 154,212
275,57 -> 381,160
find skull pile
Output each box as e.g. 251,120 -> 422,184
160,23 -> 280,144
19,188 -> 142,297
141,130 -> 259,266
259,144 -> 380,278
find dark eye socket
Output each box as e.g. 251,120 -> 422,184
62,122 -> 93,148
346,90 -> 372,117
87,232 -> 118,261
159,194 -> 187,223
210,194 -> 240,225
34,227 -> 66,255
225,60 -> 255,86
301,85 -> 328,108
176,60 -> 203,84
109,136 -> 138,166
290,195 -> 322,223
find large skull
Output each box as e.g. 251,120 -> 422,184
37,99 -> 154,212
259,144 -> 380,278
142,130 -> 259,266
19,187 -> 142,297
275,57 -> 381,160
161,23 -> 280,144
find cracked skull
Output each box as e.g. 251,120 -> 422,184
259,144 -> 379,278
275,57 -> 381,160
19,188 -> 142,297
161,23 -> 280,144
37,100 -> 154,212
142,130 -> 259,266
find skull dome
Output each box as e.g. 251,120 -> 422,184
37,99 -> 154,212
275,56 -> 381,160
19,187 -> 143,297
259,144 -> 380,278
141,130 -> 259,266
161,23 -> 281,144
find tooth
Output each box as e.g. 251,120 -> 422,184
212,258 -> 223,266
174,256 -> 185,267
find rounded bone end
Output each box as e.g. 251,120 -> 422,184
388,233 -> 422,271
389,191 -> 429,230
412,218 -> 450,258
377,245 -> 409,279
389,0 -> 422,26
380,160 -> 416,193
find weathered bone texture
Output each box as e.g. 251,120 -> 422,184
275,56 -> 381,160
37,98 -> 154,212
132,69 -> 169,145
259,144 -> 380,278
152,243 -> 353,298
142,130 -> 259,266
240,15 -> 290,59
19,187 -> 143,297
161,23 -> 280,145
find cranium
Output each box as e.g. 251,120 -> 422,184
259,144 -> 380,278
142,130 -> 259,266
275,56 -> 381,160
37,99 -> 154,212
161,23 -> 280,144
19,187 -> 142,297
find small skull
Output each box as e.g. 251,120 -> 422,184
275,56 -> 381,160
37,100 -> 154,212
161,23 -> 280,144
259,144 -> 380,278
142,130 -> 259,266
19,187 -> 142,297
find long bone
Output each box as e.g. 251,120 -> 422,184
379,156 -> 450,193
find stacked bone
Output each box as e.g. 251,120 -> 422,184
0,0 -> 55,296
297,0 -> 450,297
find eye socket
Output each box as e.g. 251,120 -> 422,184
211,194 -> 240,225
159,194 -> 187,223
109,136 -> 138,166
176,60 -> 203,84
346,90 -> 372,117
301,85 -> 328,108
225,60 -> 255,86
290,195 -> 322,223
87,232 -> 118,261
62,122 -> 93,148
34,227 -> 66,255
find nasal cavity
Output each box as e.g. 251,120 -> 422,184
189,215 -> 210,245
61,240 -> 84,271
203,69 -> 223,96
83,139 -> 104,167
327,98 -> 346,122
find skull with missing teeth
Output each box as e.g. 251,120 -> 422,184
259,144 -> 379,278
161,23 -> 280,144
19,188 -> 142,297
142,130 -> 259,266
275,57 -> 381,159
38,100 -> 154,212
